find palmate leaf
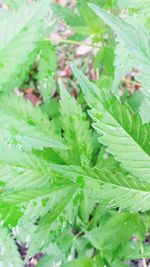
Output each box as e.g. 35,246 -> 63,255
15,201 -> 47,244
0,94 -> 66,150
88,3 -> 150,98
0,143 -> 78,244
59,80 -> 93,166
15,180 -> 77,247
0,0 -> 50,91
0,181 -> 77,239
0,139 -> 78,245
86,212 -> 146,256
59,81 -> 94,223
26,184 -> 77,259
71,65 -> 150,182
52,164 -> 150,212
53,1 -> 103,40
0,226 -> 23,267
76,0 -> 104,36
88,4 -> 150,67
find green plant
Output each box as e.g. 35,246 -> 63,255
0,1 -> 150,267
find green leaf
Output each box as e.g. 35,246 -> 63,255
53,3 -> 83,28
38,40 -> 57,102
139,97 -> 150,123
124,243 -> 150,260
95,46 -> 114,77
86,213 -> 145,255
77,1 -> 104,36
0,0 -> 50,91
59,81 -> 95,223
63,258 -> 94,267
4,0 -> 26,9
0,184 -> 73,205
88,4 -> 150,98
112,40 -> 132,93
88,4 -> 150,67
59,80 -> 93,166
0,94 -> 67,150
15,183 -> 76,246
52,164 -> 150,212
0,202 -> 22,227
96,147 -> 123,173
27,184 -> 77,259
37,254 -> 56,267
118,0 -> 150,9
53,1 -> 103,40
71,65 -> 150,181
0,226 -> 23,266
109,261 -> 130,267
0,145 -> 53,190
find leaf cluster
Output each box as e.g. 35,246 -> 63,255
0,1 -> 150,267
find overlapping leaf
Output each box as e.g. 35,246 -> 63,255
26,184 -> 77,259
59,80 -> 93,166
52,164 -> 150,211
0,0 -> 50,91
0,226 -> 23,267
38,40 -> 57,102
72,65 -> 150,181
86,212 -> 146,254
89,3 -> 150,98
0,94 -> 66,150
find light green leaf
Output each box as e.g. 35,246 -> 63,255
71,65 -> 150,181
0,0 -> 50,91
118,0 -> 150,9
27,185 -> 77,259
88,3 -> 150,67
0,145 -> 53,190
0,226 -> 23,267
0,94 -> 67,150
52,164 -> 150,212
88,3 -> 150,98
86,213 -> 145,253
112,39 -> 132,93
4,0 -> 26,9
38,40 -> 57,102
63,258 -> 94,267
139,97 -> 150,123
0,203 -> 22,227
59,80 -> 93,166
124,243 -> 150,260
16,183 -> 76,246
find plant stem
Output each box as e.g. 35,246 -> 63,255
141,244 -> 147,267
60,39 -> 101,49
